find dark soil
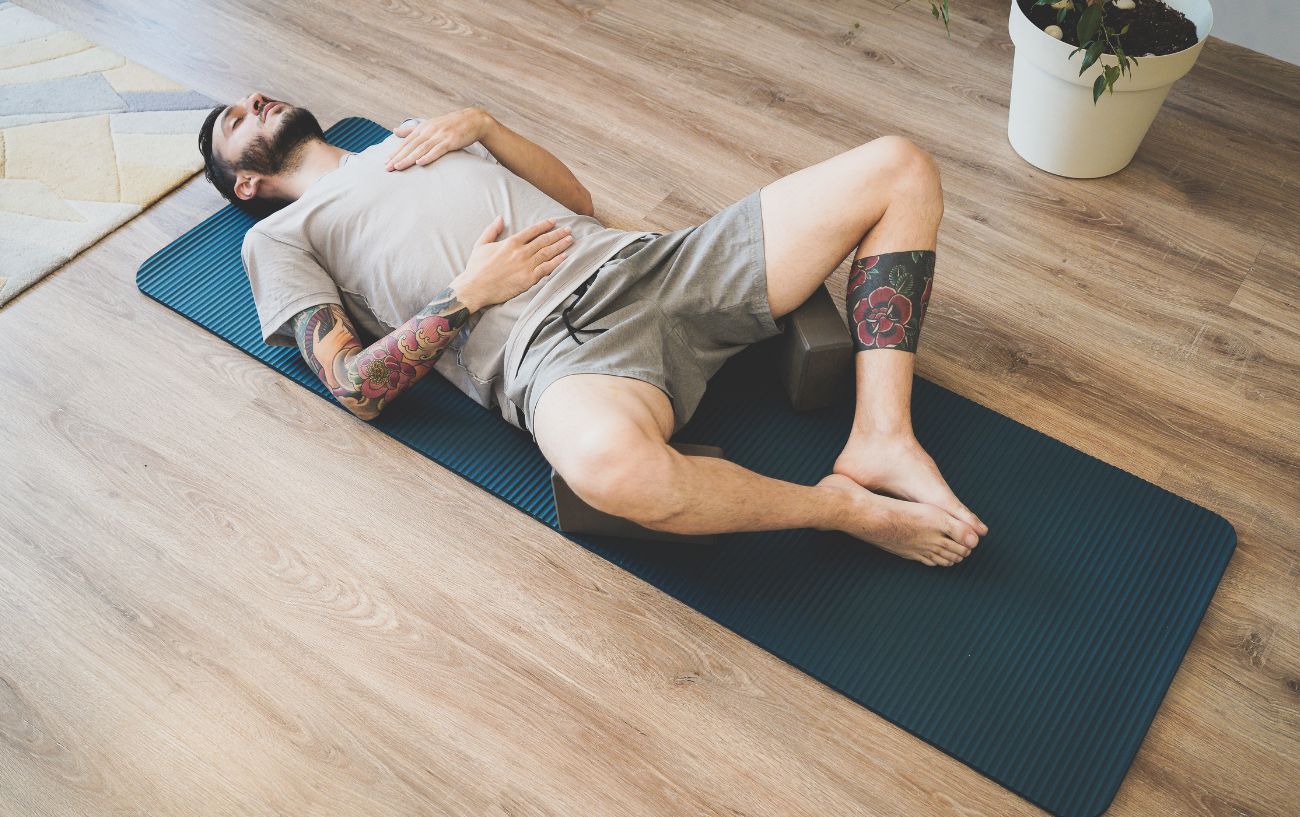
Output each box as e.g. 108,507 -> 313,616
1017,0 -> 1199,56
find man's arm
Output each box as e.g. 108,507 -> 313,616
474,110 -> 595,217
290,282 -> 484,422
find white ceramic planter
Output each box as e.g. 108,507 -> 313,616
1006,0 -> 1213,177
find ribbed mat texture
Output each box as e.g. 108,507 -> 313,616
137,117 -> 1236,817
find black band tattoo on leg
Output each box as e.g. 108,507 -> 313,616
846,250 -> 936,353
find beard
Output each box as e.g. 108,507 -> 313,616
235,103 -> 326,177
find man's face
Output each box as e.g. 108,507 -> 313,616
213,91 -> 325,201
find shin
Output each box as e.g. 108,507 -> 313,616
846,250 -> 936,354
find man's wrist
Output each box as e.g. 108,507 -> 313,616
475,107 -> 499,141
450,275 -> 487,314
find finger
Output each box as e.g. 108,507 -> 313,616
385,131 -> 421,162
534,251 -> 568,277
413,141 -> 449,166
931,551 -> 955,567
387,136 -> 430,170
393,140 -> 432,169
387,145 -> 417,170
510,218 -> 558,245
533,233 -> 574,260
475,214 -> 504,244
524,224 -> 572,252
416,144 -> 447,165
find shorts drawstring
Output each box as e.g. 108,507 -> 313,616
560,233 -> 661,345
561,273 -> 604,345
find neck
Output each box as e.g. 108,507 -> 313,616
272,140 -> 350,200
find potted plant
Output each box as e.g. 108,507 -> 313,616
1009,0 -> 1213,176
870,1 -> 1213,177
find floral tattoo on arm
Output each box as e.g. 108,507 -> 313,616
290,286 -> 473,420
846,250 -> 936,353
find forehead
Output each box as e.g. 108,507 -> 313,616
214,101 -> 246,151
216,104 -> 233,139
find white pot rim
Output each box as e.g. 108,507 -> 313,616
1009,0 -> 1213,90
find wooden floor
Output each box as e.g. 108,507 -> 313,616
2,0 -> 1297,814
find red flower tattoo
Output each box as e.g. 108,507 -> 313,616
846,250 -> 936,353
852,286 -> 914,349
355,336 -> 418,401
847,254 -> 878,293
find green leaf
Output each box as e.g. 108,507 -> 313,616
1056,7 -> 1067,24
1092,73 -> 1106,103
889,266 -> 914,297
1077,3 -> 1103,43
1080,40 -> 1103,74
1120,23 -> 1130,35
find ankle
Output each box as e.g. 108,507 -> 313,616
814,478 -> 881,533
848,423 -> 915,445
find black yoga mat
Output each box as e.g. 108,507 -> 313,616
138,117 -> 1236,817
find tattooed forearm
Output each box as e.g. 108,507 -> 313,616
290,285 -> 474,421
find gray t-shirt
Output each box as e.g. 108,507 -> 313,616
241,117 -> 655,429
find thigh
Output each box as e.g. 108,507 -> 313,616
758,137 -> 911,320
532,372 -> 674,482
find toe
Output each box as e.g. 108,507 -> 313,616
942,542 -> 969,562
955,504 -> 986,536
949,520 -> 979,549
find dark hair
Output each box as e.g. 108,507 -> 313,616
197,103 -> 291,220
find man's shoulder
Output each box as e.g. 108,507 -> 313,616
240,221 -> 324,279
242,217 -> 310,254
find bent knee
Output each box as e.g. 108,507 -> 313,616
561,433 -> 677,524
861,135 -> 942,196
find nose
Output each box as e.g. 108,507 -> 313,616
245,91 -> 268,118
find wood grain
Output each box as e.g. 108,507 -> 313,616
1,0 -> 1297,814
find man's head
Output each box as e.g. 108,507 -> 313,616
198,91 -> 326,219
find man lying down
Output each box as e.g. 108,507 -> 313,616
197,92 -> 988,567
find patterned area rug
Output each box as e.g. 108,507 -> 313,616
0,1 -> 217,307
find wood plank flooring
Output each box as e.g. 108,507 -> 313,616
2,1 -> 1297,814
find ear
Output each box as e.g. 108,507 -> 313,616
234,172 -> 262,202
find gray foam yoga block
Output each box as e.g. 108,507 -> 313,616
552,442 -> 726,544
778,285 -> 854,412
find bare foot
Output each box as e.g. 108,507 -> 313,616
817,473 -> 978,567
832,430 -> 988,537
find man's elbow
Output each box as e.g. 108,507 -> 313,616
340,394 -> 381,422
574,186 -> 595,217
